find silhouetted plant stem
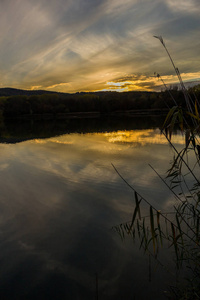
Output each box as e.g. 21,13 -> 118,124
148,164 -> 197,237
111,163 -> 199,247
154,35 -> 197,127
155,73 -> 177,107
95,273 -> 99,300
162,132 -> 200,185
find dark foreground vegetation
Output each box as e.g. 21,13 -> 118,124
0,86 -> 199,119
114,37 -> 200,299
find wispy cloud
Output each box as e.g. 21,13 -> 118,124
0,0 -> 199,92
104,71 -> 200,92
165,0 -> 200,13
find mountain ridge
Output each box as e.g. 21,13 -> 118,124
0,87 -> 66,97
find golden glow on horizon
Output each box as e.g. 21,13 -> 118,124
0,0 -> 199,93
28,71 -> 200,93
104,71 -> 200,93
30,85 -> 42,90
46,82 -> 72,90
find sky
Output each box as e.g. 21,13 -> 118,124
0,0 -> 200,93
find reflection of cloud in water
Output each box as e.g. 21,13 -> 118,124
0,163 -> 9,171
33,138 -> 74,145
0,129 -> 183,298
33,129 -> 185,148
104,129 -> 185,146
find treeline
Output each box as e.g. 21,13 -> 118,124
0,87 -> 198,119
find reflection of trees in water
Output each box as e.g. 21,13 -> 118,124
0,116 -> 165,143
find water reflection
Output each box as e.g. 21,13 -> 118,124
105,129 -> 184,145
0,115 -> 165,143
0,125 -> 185,299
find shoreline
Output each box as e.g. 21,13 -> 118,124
3,109 -> 168,120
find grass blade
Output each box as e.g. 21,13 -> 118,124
150,206 -> 156,252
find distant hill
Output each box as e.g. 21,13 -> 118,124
1,85 -> 199,120
0,87 -> 63,97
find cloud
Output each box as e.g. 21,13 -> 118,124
165,0 -> 200,13
0,0 -> 199,92
105,70 -> 200,92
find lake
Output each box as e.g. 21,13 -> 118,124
0,116 -> 186,299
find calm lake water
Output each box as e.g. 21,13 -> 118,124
0,117 -> 186,299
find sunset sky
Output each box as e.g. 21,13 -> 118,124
1,0 -> 200,93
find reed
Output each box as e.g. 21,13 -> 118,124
113,37 -> 200,299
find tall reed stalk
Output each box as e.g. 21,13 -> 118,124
113,36 -> 200,299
